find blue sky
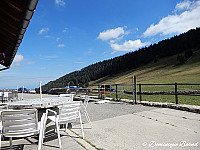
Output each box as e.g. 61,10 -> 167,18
1,0 -> 200,89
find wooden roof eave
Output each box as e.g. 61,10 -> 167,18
0,0 -> 39,70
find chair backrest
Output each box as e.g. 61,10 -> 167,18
59,101 -> 81,124
0,104 -> 8,110
59,94 -> 74,101
1,109 -> 38,138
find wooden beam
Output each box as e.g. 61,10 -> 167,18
0,29 -> 17,41
3,0 -> 28,12
0,13 -> 19,31
0,1 -> 24,22
0,22 -> 17,37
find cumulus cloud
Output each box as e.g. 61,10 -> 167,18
55,0 -> 66,6
39,28 -> 49,34
97,27 -> 127,41
97,26 -> 148,52
143,0 -> 200,37
13,54 -> 24,66
110,39 -> 149,51
57,44 -> 65,47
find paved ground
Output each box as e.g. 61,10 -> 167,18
71,101 -> 200,150
1,130 -> 85,150
17,93 -> 57,100
1,94 -> 200,150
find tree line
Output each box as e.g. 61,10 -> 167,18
39,28 -> 200,91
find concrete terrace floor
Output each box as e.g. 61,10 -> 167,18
1,94 -> 200,150
71,102 -> 200,150
1,130 -> 85,150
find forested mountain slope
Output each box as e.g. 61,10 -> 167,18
41,28 -> 200,91
88,50 -> 200,87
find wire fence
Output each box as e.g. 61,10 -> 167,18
97,77 -> 200,105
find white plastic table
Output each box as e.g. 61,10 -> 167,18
7,97 -> 73,109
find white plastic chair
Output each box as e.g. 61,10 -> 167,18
82,95 -> 92,128
59,94 -> 74,101
0,104 -> 8,110
83,95 -> 89,108
0,109 -> 46,150
46,101 -> 84,148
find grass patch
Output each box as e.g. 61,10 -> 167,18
68,129 -> 105,150
107,91 -> 200,106
84,139 -> 105,150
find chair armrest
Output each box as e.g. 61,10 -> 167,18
46,109 -> 57,117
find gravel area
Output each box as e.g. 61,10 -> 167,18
85,101 -> 157,122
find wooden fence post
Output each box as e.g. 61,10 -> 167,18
98,84 -> 101,98
133,76 -> 137,104
110,84 -> 111,98
175,83 -> 178,104
139,84 -> 142,102
1,92 -> 4,103
116,84 -> 118,100
120,84 -> 121,100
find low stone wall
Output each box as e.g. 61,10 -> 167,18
124,90 -> 200,95
139,101 -> 200,114
139,90 -> 200,95
119,98 -> 200,114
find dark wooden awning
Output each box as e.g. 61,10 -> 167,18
0,0 -> 39,71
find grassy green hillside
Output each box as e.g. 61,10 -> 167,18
89,49 -> 200,85
89,50 -> 200,106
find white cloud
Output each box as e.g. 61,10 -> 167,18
13,54 -> 24,66
27,62 -> 35,65
97,27 -> 126,41
57,44 -> 65,47
56,38 -> 60,41
88,48 -> 93,54
62,28 -> 68,33
55,0 -> 66,6
175,0 -> 193,12
0,64 -> 6,70
143,0 -> 200,37
97,26 -> 148,52
39,28 -> 49,34
40,54 -> 58,60
74,61 -> 84,64
44,35 -> 51,38
110,39 -> 149,52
